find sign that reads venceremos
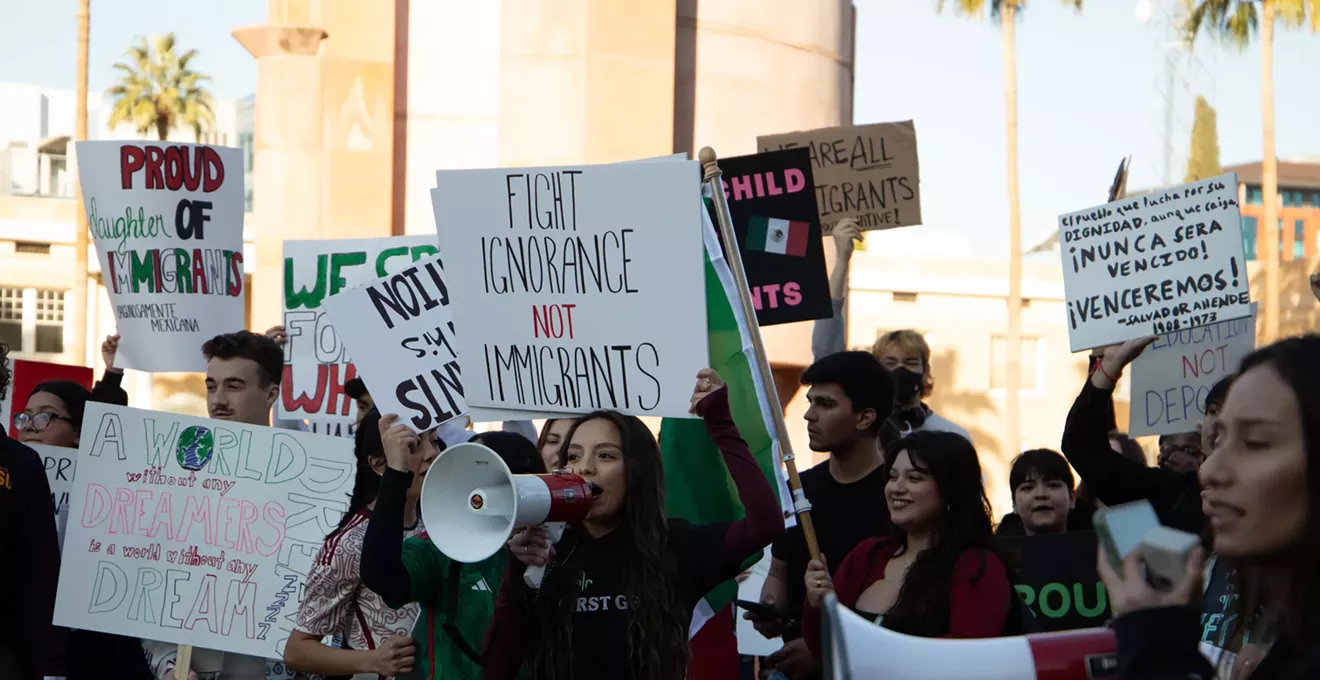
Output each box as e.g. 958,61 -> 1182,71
75,141 -> 246,372
1057,173 -> 1251,352
431,161 -> 709,419
53,403 -> 354,657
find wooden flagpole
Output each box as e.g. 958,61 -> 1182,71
699,147 -> 820,561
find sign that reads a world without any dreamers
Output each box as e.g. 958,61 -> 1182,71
431,161 -> 709,419
281,236 -> 441,422
1057,172 -> 1252,352
76,141 -> 246,372
53,403 -> 355,657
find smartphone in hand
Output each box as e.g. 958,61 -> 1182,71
737,599 -> 783,622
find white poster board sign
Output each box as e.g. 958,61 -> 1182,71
431,161 -> 709,419
31,443 -> 77,549
75,141 -> 246,372
1058,173 -> 1251,352
54,403 -> 355,657
322,253 -> 467,432
281,236 -> 440,421
1129,305 -> 1256,437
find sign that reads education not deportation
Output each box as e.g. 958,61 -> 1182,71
1058,172 -> 1252,352
53,403 -> 355,657
431,161 -> 709,419
1129,305 -> 1256,437
321,252 -> 467,432
75,141 -> 246,372
758,120 -> 921,234
281,236 -> 440,421
710,148 -> 831,327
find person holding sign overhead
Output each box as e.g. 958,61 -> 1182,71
484,370 -> 784,680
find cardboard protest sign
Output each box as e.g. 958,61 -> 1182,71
1129,305 -> 1256,437
281,236 -> 441,421
757,121 -> 921,234
431,161 -> 709,419
1058,173 -> 1251,352
75,141 -> 245,372
321,253 -> 467,432
54,403 -> 355,657
709,149 -> 831,326
998,531 -> 1109,632
5,359 -> 94,432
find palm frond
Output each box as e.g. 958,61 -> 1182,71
105,31 -> 215,141
1182,0 -> 1258,49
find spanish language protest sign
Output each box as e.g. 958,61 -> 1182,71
75,142 -> 246,372
281,236 -> 440,421
1129,304 -> 1256,437
1058,173 -> 1252,352
710,148 -> 831,326
322,252 -> 467,432
31,443 -> 77,548
53,403 -> 355,657
758,121 -> 922,234
431,161 -> 709,419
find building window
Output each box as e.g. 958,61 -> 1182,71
33,289 -> 65,354
892,292 -> 918,303
1242,217 -> 1258,260
0,288 -> 21,351
1246,187 -> 1262,204
990,335 -> 1040,391
1295,220 -> 1307,260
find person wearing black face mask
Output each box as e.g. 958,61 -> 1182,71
872,329 -> 970,445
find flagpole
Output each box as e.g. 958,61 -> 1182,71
699,147 -> 821,561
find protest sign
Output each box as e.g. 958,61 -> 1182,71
281,236 -> 440,421
321,253 -> 467,432
53,403 -> 355,657
1058,173 -> 1251,351
758,121 -> 921,234
999,531 -> 1108,632
1129,305 -> 1256,437
431,161 -> 709,419
709,149 -> 831,326
5,359 -> 94,432
30,443 -> 77,548
75,141 -> 245,372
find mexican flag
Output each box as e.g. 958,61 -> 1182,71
745,215 -> 809,257
661,190 -> 793,657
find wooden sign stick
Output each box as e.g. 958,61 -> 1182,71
175,644 -> 193,680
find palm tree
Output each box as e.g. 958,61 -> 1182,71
937,0 -> 1084,460
72,0 -> 90,366
1183,0 -> 1316,343
106,33 -> 216,141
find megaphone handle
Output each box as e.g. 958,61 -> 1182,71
523,522 -> 567,590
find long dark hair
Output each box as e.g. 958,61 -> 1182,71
1215,336 -> 1320,671
882,430 -> 1013,637
526,411 -> 688,680
328,408 -> 385,540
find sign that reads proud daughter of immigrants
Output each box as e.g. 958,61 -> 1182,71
431,161 -> 709,419
1057,172 -> 1252,352
76,141 -> 246,372
53,403 -> 355,657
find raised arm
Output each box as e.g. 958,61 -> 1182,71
93,334 -> 129,406
359,467 -> 415,608
810,220 -> 860,362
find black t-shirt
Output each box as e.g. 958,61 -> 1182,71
771,460 -> 891,640
545,519 -> 728,680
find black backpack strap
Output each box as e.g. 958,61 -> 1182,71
442,560 -> 486,666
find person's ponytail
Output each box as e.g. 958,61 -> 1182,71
327,408 -> 384,540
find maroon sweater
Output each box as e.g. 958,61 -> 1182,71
480,386 -> 784,680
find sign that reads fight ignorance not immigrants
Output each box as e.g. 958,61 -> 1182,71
53,403 -> 355,657
710,148 -> 831,327
432,161 -> 709,419
321,252 -> 468,432
76,142 -> 246,372
758,120 -> 922,234
281,236 -> 441,421
1058,173 -> 1252,352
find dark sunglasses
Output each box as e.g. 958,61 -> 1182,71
14,412 -> 74,432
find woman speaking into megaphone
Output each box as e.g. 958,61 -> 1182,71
482,369 -> 786,680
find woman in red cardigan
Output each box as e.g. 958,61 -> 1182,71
801,430 -> 1018,654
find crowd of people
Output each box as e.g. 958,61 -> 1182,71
0,219 -> 1318,679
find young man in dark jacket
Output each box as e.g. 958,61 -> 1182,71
0,342 -> 61,679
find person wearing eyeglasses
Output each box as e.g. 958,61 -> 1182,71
1156,432 -> 1204,473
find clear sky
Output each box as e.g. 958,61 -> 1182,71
2,0 -> 1317,257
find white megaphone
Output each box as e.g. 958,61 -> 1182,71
421,441 -> 596,589
820,594 -> 1119,680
